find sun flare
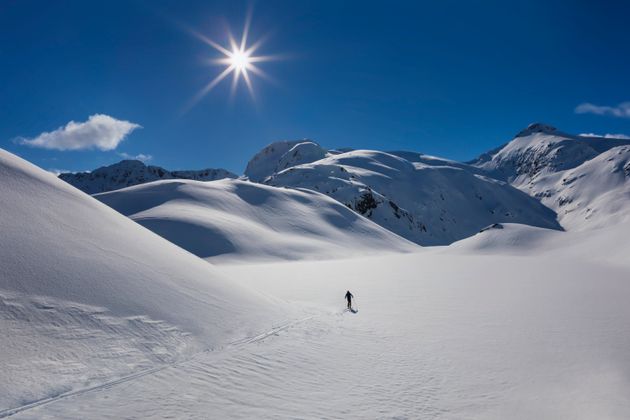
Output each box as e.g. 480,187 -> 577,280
229,49 -> 251,72
187,11 -> 277,106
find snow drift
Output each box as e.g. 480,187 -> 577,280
95,178 -> 418,263
0,149 -> 287,410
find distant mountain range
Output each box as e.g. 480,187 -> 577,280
58,123 -> 630,247
59,160 -> 237,194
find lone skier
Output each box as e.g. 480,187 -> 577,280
345,290 -> 354,310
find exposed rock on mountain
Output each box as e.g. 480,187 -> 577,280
59,160 -> 236,194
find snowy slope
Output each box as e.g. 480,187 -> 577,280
5,140 -> 630,419
523,145 -> 630,229
471,123 -> 630,184
59,159 -> 236,194
95,178 -> 418,263
262,148 -> 561,245
449,221 -> 630,270
447,223 -> 564,255
0,149 -> 287,411
471,124 -> 630,229
244,140 -> 329,182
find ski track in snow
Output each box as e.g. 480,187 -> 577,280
0,313 -> 316,418
8,252 -> 630,419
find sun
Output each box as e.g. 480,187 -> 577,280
229,49 -> 251,72
186,10 -> 277,106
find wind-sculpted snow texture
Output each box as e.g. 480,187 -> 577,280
0,149 -> 287,410
470,123 -> 630,229
261,147 -> 561,245
14,249 -> 630,419
95,178 -> 417,262
59,159 -> 236,194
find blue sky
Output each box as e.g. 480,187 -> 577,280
1,0 -> 630,174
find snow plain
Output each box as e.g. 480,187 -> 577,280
10,244 -> 630,419
3,136 -> 630,419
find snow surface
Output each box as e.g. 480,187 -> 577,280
244,140 -> 329,182
4,123 -> 630,419
471,124 -> 630,230
59,159 -> 236,194
0,149 -> 289,411
450,221 -> 630,270
10,248 -> 630,419
94,178 -> 417,263
264,149 -> 561,245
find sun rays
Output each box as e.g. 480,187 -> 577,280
186,10 -> 277,109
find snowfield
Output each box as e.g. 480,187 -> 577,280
3,121 -> 630,419
94,178 -> 417,263
0,149 -> 290,412
8,247 -> 630,419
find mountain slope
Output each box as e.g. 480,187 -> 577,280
520,145 -> 630,229
471,124 -> 630,229
95,178 -> 418,263
259,147 -> 561,245
470,123 -> 630,184
59,159 -> 237,194
0,149 -> 286,410
244,140 -> 329,182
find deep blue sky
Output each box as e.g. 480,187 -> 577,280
2,0 -> 630,174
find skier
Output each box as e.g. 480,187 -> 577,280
345,290 -> 354,310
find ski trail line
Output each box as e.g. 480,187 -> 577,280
0,315 -> 316,418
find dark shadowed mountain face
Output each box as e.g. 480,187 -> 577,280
58,160 -> 237,194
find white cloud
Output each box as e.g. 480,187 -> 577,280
118,152 -> 153,162
579,133 -> 630,139
47,168 -> 72,176
17,114 -> 141,151
575,102 -> 630,119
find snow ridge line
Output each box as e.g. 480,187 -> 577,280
0,315 -> 316,418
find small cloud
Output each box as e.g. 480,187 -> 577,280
47,168 -> 72,176
579,133 -> 630,139
118,152 -> 153,162
575,102 -> 630,119
16,114 -> 141,151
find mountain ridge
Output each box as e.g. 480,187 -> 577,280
59,159 -> 237,194
56,123 -> 630,246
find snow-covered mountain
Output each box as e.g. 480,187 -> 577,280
247,141 -> 561,245
244,140 -> 330,182
56,124 -> 630,247
470,123 -> 630,229
5,129 -> 630,418
95,178 -> 417,262
0,148 -> 286,409
59,159 -> 237,194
